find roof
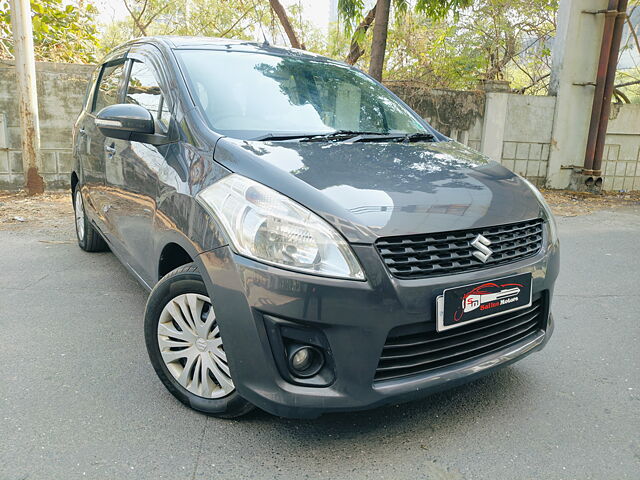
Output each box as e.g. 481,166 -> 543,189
141,36 -> 332,63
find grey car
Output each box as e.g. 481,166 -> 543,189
71,36 -> 560,418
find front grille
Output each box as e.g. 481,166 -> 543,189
374,299 -> 545,383
376,219 -> 544,279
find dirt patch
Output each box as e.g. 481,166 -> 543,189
541,189 -> 640,217
0,191 -> 73,235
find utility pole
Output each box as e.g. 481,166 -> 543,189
546,0 -> 608,189
9,0 -> 44,195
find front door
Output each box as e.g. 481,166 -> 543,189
104,50 -> 175,286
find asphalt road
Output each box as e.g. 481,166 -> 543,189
1,206 -> 639,480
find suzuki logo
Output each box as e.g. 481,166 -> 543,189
470,234 -> 493,263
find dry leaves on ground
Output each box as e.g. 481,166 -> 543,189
541,189 -> 640,217
0,191 -> 73,231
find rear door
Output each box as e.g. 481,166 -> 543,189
103,46 -> 176,285
81,58 -> 127,233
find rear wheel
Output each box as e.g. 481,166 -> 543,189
73,187 -> 108,252
144,263 -> 254,418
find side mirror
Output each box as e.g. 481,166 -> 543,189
95,104 -> 154,140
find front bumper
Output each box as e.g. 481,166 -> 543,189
195,238 -> 559,418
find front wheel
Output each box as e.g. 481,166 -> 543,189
144,263 -> 254,418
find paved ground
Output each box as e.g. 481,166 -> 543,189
1,197 -> 639,480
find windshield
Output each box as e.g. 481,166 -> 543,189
176,49 -> 430,140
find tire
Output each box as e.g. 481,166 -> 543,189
144,263 -> 254,418
73,186 -> 108,252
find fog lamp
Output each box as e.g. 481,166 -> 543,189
287,345 -> 324,378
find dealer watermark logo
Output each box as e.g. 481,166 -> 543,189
462,285 -> 521,313
454,281 -> 524,322
470,234 -> 493,263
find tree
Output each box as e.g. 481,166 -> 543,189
615,0 -> 640,102
103,0 -> 309,54
268,0 -> 304,49
369,0 -> 390,80
348,0 -> 558,95
345,6 -> 375,65
121,0 -> 168,36
102,0 -> 272,53
453,0 -> 557,93
338,0 -> 472,81
0,0 -> 99,63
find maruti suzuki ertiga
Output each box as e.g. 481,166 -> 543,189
71,37 -> 559,418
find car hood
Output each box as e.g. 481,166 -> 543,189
212,138 -> 544,243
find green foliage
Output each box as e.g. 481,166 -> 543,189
615,1 -> 640,102
414,0 -> 471,19
285,3 -> 326,52
101,0 -> 273,53
102,0 -> 331,58
383,14 -> 485,89
337,0 -> 557,94
337,0 -> 365,28
338,0 -> 470,33
0,0 -> 100,63
450,0 -> 558,92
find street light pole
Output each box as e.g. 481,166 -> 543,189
9,0 -> 44,195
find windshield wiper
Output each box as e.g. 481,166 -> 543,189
252,130 -> 437,143
401,132 -> 437,143
339,131 -> 437,144
252,130 -> 390,142
252,132 -> 329,141
300,130 -> 390,142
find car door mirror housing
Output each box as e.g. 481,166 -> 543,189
95,104 -> 155,140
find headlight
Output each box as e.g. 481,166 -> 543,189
521,177 -> 558,244
197,174 -> 365,280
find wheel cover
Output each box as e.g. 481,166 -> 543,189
74,190 -> 85,241
157,293 -> 235,399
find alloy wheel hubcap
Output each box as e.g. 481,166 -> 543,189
74,190 -> 85,241
157,293 -> 235,399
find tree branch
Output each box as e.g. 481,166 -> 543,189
626,13 -> 640,56
515,72 -> 551,94
345,6 -> 376,65
268,0 -> 305,49
218,6 -> 253,37
141,3 -> 170,31
122,0 -> 148,36
615,79 -> 640,88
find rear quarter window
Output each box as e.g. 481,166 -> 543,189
83,68 -> 101,112
93,62 -> 125,113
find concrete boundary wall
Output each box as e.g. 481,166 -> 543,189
599,104 -> 640,191
0,61 -> 639,191
0,61 -> 94,190
399,85 -> 639,191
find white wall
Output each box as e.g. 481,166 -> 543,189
479,92 -> 640,191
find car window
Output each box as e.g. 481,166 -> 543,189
83,68 -> 100,111
125,60 -> 171,131
93,62 -> 125,113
